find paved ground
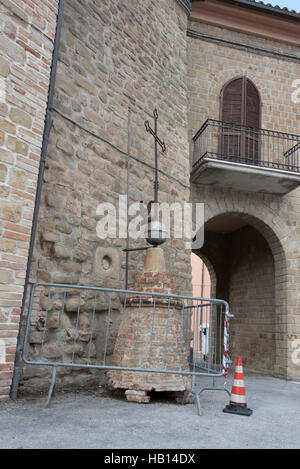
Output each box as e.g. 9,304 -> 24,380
1,373 -> 300,449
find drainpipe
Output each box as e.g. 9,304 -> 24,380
10,0 -> 65,399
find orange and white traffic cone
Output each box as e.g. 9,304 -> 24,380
223,356 -> 253,416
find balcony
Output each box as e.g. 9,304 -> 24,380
191,120 -> 300,195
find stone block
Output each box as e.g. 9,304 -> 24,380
0,103 -> 8,117
53,244 -> 71,259
46,313 -> 71,330
0,36 -> 26,63
7,136 -> 28,155
9,108 -> 32,129
65,297 -> 86,312
52,298 -> 63,311
62,260 -> 82,274
0,0 -> 29,22
0,200 -> 21,222
0,149 -> 14,164
125,390 -> 151,404
52,272 -> 73,284
42,343 -> 62,360
78,313 -> 90,329
0,119 -> 16,134
0,269 -> 13,284
75,77 -> 97,95
40,295 -> 53,311
46,313 -> 60,330
37,271 -> 52,283
55,221 -> 72,234
56,72 -> 78,97
0,163 -> 7,182
63,343 -> 84,357
9,168 -> 26,190
78,329 -> 94,342
94,247 -> 120,281
0,56 -> 10,77
0,239 -> 16,253
29,331 -> 49,345
74,247 -> 89,262
42,232 -> 60,243
57,138 -> 74,156
0,186 -> 9,198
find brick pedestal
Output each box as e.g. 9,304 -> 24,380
107,248 -> 191,401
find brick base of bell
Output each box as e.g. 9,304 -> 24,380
106,300 -> 191,393
107,250 -> 191,395
107,370 -> 191,393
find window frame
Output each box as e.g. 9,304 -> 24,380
219,77 -> 261,164
220,76 -> 261,128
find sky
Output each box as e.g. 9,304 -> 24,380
266,0 -> 300,12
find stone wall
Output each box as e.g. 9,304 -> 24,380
187,20 -> 300,379
229,226 -> 276,373
0,0 -> 59,399
18,0 -> 192,394
187,20 -> 300,137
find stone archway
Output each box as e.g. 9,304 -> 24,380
193,209 -> 288,378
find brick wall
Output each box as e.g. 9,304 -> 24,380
0,0 -> 59,399
187,20 -> 300,378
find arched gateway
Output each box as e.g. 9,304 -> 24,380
193,209 -> 290,378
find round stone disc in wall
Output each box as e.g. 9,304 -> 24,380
94,247 -> 120,280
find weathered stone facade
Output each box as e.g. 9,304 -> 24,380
187,18 -> 300,378
1,0 -> 300,399
17,0 -> 192,395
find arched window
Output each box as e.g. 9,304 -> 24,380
220,77 -> 260,164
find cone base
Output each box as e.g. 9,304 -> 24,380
223,403 -> 253,416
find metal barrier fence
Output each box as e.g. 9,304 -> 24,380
23,282 -> 233,415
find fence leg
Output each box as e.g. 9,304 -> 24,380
195,392 -> 203,416
45,366 -> 57,408
193,377 -> 231,416
191,373 -> 196,392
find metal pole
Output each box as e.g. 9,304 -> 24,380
144,109 -> 166,205
154,109 -> 159,202
125,106 -> 132,290
45,367 -> 57,408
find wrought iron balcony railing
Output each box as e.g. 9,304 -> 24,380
192,119 -> 300,173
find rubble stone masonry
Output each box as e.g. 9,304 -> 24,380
16,0 -> 192,395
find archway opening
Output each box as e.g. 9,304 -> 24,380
190,252 -> 217,368
193,213 -> 285,376
191,252 -> 213,300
